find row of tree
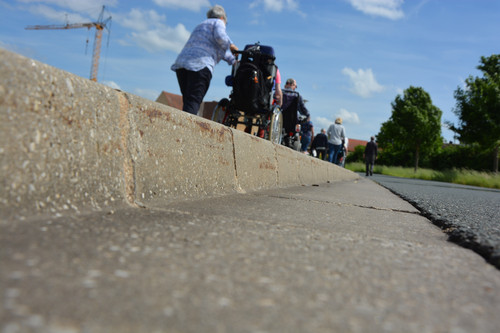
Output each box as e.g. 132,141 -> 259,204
355,54 -> 500,173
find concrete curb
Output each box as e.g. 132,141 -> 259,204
0,48 -> 358,220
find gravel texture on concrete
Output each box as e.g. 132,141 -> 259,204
2,178 -> 500,333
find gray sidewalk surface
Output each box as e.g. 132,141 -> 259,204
2,178 -> 500,333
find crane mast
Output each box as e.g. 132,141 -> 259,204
26,6 -> 111,82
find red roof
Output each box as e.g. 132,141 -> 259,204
156,91 -> 183,110
347,138 -> 368,152
156,91 -> 218,119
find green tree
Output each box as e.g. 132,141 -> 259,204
345,145 -> 365,163
449,54 -> 500,173
377,86 -> 443,171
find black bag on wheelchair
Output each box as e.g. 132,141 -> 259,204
232,44 -> 276,114
232,62 -> 268,114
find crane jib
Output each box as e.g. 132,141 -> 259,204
24,5 -> 111,82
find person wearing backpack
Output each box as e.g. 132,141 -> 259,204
300,115 -> 314,154
282,78 -> 309,119
171,5 -> 238,115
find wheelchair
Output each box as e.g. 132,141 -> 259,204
212,43 -> 283,144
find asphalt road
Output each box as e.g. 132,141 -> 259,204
368,174 -> 500,269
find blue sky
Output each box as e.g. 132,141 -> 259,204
1,0 -> 499,142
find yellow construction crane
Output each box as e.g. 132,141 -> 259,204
26,6 -> 111,82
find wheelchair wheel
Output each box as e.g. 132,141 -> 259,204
293,139 -> 301,151
267,106 -> 283,144
212,98 -> 230,124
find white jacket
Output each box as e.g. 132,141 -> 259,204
327,123 -> 345,145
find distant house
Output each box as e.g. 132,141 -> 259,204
156,91 -> 217,120
347,138 -> 368,153
155,91 -> 183,110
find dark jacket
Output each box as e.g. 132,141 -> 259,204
364,140 -> 378,163
282,89 -> 309,117
311,133 -> 328,150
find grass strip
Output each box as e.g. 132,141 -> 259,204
345,162 -> 500,189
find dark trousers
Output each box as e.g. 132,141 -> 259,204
316,148 -> 326,160
176,67 -> 212,115
366,159 -> 375,176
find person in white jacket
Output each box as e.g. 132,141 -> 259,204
327,117 -> 346,165
171,5 -> 238,115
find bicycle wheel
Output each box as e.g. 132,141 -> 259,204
268,106 -> 283,144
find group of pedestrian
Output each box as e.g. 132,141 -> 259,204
170,5 -> 298,118
310,120 -> 378,173
309,118 -> 346,165
170,5 -> 313,148
170,5 -> 378,174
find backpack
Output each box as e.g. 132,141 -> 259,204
232,62 -> 269,114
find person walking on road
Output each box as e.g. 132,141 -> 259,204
171,5 -> 238,115
364,136 -> 378,176
282,78 -> 310,119
311,128 -> 328,160
327,117 -> 346,165
300,115 -> 314,154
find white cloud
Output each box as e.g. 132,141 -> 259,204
315,116 -> 333,130
153,0 -> 210,11
120,9 -> 166,32
315,108 -> 360,130
250,0 -> 299,12
102,80 -> 120,90
342,67 -> 385,98
134,88 -> 161,101
129,24 -> 189,53
118,9 -> 190,53
25,4 -> 88,23
348,0 -> 404,20
336,108 -> 361,124
457,77 -> 470,92
18,0 -> 117,18
19,0 -> 116,30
